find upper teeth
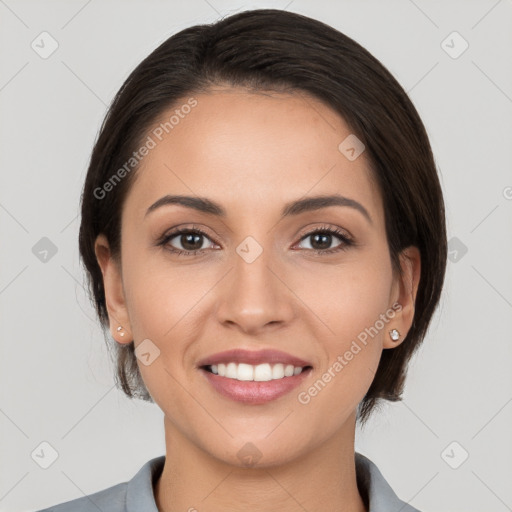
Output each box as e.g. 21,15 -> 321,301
211,363 -> 304,381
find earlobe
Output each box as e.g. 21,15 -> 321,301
94,234 -> 132,344
384,246 -> 421,349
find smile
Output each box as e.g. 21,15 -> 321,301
205,362 -> 308,381
197,348 -> 313,404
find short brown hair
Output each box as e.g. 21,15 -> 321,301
78,8 -> 447,425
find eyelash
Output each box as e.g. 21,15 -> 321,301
157,225 -> 354,257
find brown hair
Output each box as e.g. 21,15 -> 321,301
78,8 -> 447,425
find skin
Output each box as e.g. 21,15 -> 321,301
95,88 -> 421,512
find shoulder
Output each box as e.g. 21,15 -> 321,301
34,455 -> 165,512
34,482 -> 127,512
355,452 -> 422,512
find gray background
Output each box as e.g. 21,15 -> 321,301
1,0 -> 511,511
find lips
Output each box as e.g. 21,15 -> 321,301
201,366 -> 313,404
196,348 -> 313,404
196,348 -> 313,368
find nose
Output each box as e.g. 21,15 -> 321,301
215,242 -> 296,335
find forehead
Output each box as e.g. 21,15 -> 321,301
125,88 -> 382,222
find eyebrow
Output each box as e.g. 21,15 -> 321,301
145,194 -> 372,224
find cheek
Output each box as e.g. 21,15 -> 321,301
122,245 -> 216,340
121,253 -> 219,401
325,275 -> 392,353
298,250 -> 394,347
295,251 -> 393,395
294,275 -> 390,434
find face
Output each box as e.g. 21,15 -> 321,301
96,88 -> 419,468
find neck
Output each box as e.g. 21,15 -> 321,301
154,411 -> 367,512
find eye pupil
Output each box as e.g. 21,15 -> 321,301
311,233 -> 331,250
181,233 -> 202,250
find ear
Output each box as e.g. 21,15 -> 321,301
383,246 -> 421,349
94,233 -> 132,344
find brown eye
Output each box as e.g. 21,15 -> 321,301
159,228 -> 217,256
296,227 -> 353,254
308,232 -> 336,251
174,232 -> 205,251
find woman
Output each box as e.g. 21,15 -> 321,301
38,8 -> 446,512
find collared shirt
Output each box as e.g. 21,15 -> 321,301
36,452 -> 421,511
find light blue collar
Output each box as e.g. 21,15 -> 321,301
125,452 -> 420,511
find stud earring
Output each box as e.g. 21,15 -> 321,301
117,326 -> 125,337
389,329 -> 400,342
